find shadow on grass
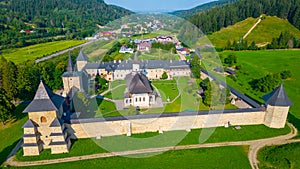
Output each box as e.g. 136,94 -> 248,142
0,139 -> 20,166
12,103 -> 28,122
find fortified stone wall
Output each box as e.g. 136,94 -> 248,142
70,110 -> 266,138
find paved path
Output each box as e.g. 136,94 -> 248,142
35,40 -> 100,63
243,15 -> 263,40
5,123 -> 299,168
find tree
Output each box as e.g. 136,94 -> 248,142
17,61 -> 40,100
161,72 -> 168,80
1,58 -> 18,101
0,89 -> 15,125
191,55 -> 201,78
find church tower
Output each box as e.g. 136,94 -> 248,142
263,84 -> 293,128
22,81 -> 71,156
62,55 -> 88,97
76,50 -> 88,71
132,52 -> 140,72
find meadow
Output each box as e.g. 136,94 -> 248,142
16,146 -> 251,169
220,50 -> 300,121
1,40 -> 86,64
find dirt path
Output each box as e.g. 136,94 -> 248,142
5,123 -> 298,168
243,15 -> 263,40
248,123 -> 298,169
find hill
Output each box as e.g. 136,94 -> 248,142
188,0 -> 300,35
208,16 -> 300,48
171,0 -> 239,18
0,0 -> 133,49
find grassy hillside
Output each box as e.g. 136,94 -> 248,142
246,16 -> 300,46
208,17 -> 258,47
208,16 -> 300,48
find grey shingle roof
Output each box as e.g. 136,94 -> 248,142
263,84 -> 293,107
128,73 -> 153,94
23,81 -> 65,113
67,55 -> 74,73
50,118 -> 62,127
22,119 -> 37,128
76,50 -> 89,61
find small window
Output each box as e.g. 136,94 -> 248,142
143,97 -> 145,101
139,97 -> 142,102
41,116 -> 47,123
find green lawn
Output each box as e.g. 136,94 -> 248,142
14,123 -> 290,164
95,99 -> 118,118
0,104 -> 28,166
139,49 -> 179,60
104,85 -> 127,100
258,142 -> 300,169
1,40 -> 86,64
16,146 -> 251,169
152,79 -> 178,101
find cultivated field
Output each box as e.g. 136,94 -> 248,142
1,40 -> 86,64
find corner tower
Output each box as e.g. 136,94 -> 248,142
22,81 -> 71,156
263,85 -> 293,128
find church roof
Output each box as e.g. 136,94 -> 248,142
50,118 -> 62,127
76,50 -> 89,61
22,119 -> 38,128
263,84 -> 293,107
128,73 -> 153,94
67,55 -> 74,73
23,81 -> 65,113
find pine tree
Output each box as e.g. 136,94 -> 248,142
0,89 -> 15,125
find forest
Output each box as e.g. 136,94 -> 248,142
0,0 -> 132,49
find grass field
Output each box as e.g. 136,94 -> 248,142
1,40 -> 86,64
258,142 -> 300,169
14,123 -> 289,162
17,146 -> 251,169
208,16 -> 300,48
220,50 -> 300,121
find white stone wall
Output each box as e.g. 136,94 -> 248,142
264,105 -> 289,128
70,111 -> 266,138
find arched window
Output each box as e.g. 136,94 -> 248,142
143,97 -> 145,102
41,116 -> 47,123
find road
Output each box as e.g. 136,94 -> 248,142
35,39 -> 100,63
5,123 -> 300,168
